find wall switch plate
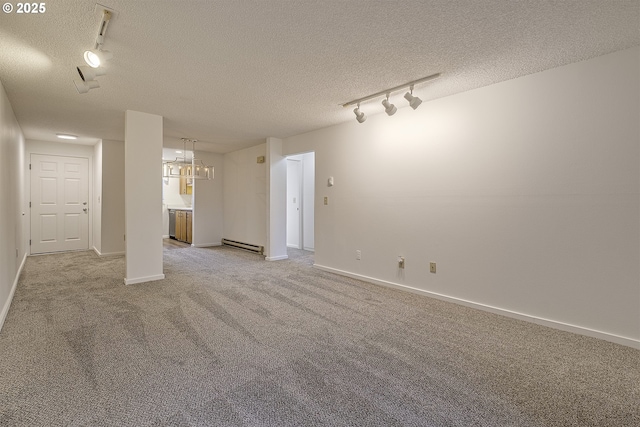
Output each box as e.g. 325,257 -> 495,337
324,196 -> 328,205
430,262 -> 436,273
356,250 -> 361,260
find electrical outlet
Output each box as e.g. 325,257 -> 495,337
430,262 -> 436,273
324,196 -> 328,205
398,256 -> 405,269
356,250 -> 361,260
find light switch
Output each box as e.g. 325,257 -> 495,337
324,196 -> 328,205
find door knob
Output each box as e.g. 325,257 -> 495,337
83,202 -> 87,205
83,208 -> 88,212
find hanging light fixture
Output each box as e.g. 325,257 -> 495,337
162,139 -> 214,180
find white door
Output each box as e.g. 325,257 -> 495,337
30,154 -> 89,254
286,158 -> 302,248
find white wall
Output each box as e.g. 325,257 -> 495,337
223,143 -> 267,247
101,139 -> 125,255
283,47 -> 640,347
93,141 -> 103,253
301,152 -> 315,251
266,138 -> 287,260
193,151 -> 224,247
124,110 -> 164,285
0,80 -> 26,331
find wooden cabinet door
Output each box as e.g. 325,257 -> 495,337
179,167 -> 193,195
186,212 -> 192,244
175,211 -> 182,240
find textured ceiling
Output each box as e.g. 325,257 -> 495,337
0,0 -> 638,153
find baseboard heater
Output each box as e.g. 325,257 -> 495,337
221,238 -> 264,255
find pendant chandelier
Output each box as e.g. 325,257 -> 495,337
162,138 -> 214,180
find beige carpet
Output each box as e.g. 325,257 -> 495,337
0,246 -> 638,426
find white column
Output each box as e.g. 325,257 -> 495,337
265,137 -> 288,260
124,110 -> 164,284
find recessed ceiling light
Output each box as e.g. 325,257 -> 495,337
56,134 -> 78,140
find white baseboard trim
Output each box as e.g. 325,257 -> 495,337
303,247 -> 315,252
266,255 -> 289,261
124,274 -> 165,285
0,253 -> 27,333
93,247 -> 125,257
313,264 -> 640,350
192,242 -> 222,248
162,234 -> 170,239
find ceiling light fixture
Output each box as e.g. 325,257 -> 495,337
353,103 -> 366,123
163,139 -> 214,180
83,10 -> 113,68
342,73 -> 440,122
56,134 -> 78,140
83,49 -> 112,69
73,79 -> 100,94
382,95 -> 397,116
76,65 -> 106,82
404,85 -> 422,110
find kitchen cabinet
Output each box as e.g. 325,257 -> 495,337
174,209 -> 192,244
180,167 -> 193,195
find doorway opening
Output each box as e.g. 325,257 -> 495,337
286,152 -> 315,257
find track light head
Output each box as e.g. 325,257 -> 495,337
76,65 -> 106,82
74,79 -> 100,94
353,104 -> 366,123
382,96 -> 397,116
83,49 -> 112,68
404,91 -> 422,110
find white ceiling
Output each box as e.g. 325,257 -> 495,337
1,1 -> 638,153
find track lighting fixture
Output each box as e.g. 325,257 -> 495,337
403,85 -> 422,110
77,65 -> 106,82
74,79 -> 99,94
83,49 -> 112,68
343,73 -> 440,122
83,10 -> 113,67
76,8 -> 114,93
353,104 -> 366,123
382,95 -> 397,116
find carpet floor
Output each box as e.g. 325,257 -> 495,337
0,246 -> 638,426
